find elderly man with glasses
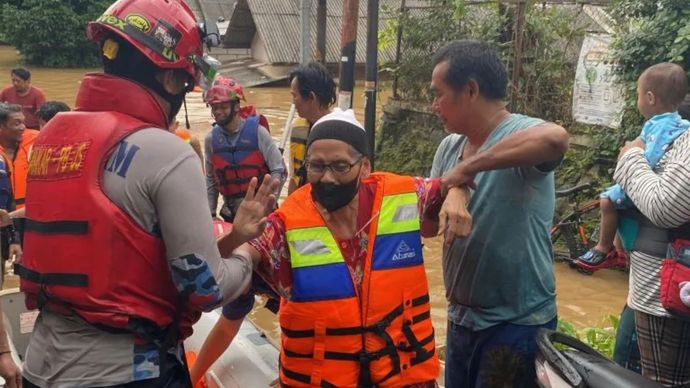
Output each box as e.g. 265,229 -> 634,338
191,108 -> 473,388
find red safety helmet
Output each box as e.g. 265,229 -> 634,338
86,0 -> 218,86
206,84 -> 240,105
213,76 -> 246,101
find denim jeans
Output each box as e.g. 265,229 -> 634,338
445,317 -> 557,388
612,304 -> 641,373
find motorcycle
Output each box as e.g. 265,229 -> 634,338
535,329 -> 660,388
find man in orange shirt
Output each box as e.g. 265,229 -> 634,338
0,68 -> 46,129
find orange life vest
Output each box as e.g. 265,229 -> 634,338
175,128 -> 193,143
275,172 -> 439,387
0,129 -> 39,208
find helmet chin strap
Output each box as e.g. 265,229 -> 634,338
214,100 -> 238,128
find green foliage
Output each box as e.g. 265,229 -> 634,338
0,0 -> 110,67
379,0 -> 503,102
380,1 -> 588,123
557,315 -> 619,359
508,5 -> 587,124
375,104 -> 445,175
376,1 -> 588,176
609,0 -> 690,143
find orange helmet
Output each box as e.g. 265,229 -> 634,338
213,76 -> 246,101
86,0 -> 219,86
206,84 -> 240,105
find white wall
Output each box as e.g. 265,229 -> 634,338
251,32 -> 269,63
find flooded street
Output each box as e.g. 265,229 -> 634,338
0,45 -> 629,350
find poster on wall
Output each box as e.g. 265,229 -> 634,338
572,32 -> 625,128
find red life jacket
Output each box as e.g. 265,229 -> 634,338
211,115 -> 270,199
238,105 -> 270,132
17,73 -> 199,339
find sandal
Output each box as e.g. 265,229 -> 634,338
576,248 -> 628,273
576,248 -> 612,266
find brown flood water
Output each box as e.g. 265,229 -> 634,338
0,45 -> 629,351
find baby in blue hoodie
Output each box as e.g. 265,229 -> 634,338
579,63 -> 690,265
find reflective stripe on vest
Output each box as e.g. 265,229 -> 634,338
287,226 -> 356,302
373,192 -> 423,270
278,173 -> 439,387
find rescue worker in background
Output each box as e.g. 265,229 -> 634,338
0,103 -> 38,211
288,61 -> 335,194
211,76 -> 271,131
35,101 -> 70,130
14,0 -> 279,386
205,81 -> 285,221
206,109 -> 473,387
0,103 -> 36,250
170,118 -> 204,167
0,112 -> 21,285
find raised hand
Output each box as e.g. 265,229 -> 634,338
232,175 -> 279,243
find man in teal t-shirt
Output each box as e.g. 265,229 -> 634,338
429,40 -> 569,387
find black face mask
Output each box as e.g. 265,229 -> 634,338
311,177 -> 359,212
145,74 -> 187,125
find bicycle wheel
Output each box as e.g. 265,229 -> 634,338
578,198 -> 602,248
551,227 -> 570,262
552,220 -> 587,262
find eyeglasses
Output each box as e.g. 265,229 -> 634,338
305,156 -> 363,175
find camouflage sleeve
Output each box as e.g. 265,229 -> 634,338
103,129 -> 254,312
169,253 -> 253,311
148,132 -> 253,309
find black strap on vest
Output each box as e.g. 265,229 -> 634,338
280,294 -> 432,386
14,264 -> 88,287
25,218 -> 89,235
280,360 -> 338,388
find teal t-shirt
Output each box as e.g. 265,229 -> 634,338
431,114 -> 557,330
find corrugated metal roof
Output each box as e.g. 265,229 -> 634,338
229,0 -> 401,64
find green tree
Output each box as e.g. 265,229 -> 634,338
376,1 -> 587,175
0,0 -> 111,67
610,0 -> 690,142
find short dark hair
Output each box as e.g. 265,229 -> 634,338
37,101 -> 71,123
0,103 -> 21,126
10,67 -> 31,81
432,40 -> 507,100
289,62 -> 336,108
641,63 -> 688,110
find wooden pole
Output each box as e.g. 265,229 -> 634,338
337,0 -> 359,110
364,0 -> 379,166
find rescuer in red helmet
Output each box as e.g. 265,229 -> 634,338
16,1 -> 278,386
204,82 -> 285,222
